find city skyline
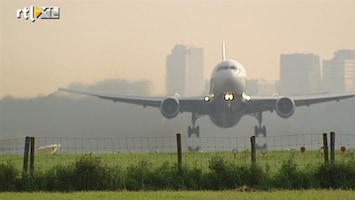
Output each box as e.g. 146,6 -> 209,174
249,49 -> 355,96
1,0 -> 355,98
165,46 -> 355,97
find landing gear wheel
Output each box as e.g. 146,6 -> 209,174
188,113 -> 201,151
252,112 -> 267,150
254,125 -> 266,137
187,126 -> 200,152
188,146 -> 200,152
188,126 -> 200,138
261,126 -> 266,137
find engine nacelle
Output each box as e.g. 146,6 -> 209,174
275,97 -> 295,118
160,97 -> 180,119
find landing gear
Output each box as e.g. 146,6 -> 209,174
188,126 -> 199,137
188,113 -> 200,151
252,112 -> 267,150
254,125 -> 266,137
253,112 -> 267,137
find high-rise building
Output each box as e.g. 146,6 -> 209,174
323,50 -> 355,93
166,45 -> 188,96
186,47 -> 204,96
166,44 -> 204,96
278,53 -> 321,95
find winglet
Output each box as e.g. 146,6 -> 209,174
222,41 -> 226,61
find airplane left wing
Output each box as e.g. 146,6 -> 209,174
244,93 -> 355,115
59,88 -> 162,107
58,88 -> 210,114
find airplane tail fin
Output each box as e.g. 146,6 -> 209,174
222,41 -> 226,61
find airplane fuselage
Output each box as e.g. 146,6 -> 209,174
208,59 -> 248,128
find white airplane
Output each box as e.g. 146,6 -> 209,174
59,43 -> 355,144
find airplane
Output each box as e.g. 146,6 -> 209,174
59,43 -> 355,147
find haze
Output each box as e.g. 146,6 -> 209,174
1,0 -> 355,98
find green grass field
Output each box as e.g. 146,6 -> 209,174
0,190 -> 354,200
1,149 -> 355,192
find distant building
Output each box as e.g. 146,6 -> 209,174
186,47 -> 204,96
166,45 -> 187,96
278,53 -> 321,95
322,50 -> 355,93
247,79 -> 276,96
257,80 -> 276,96
166,44 -> 204,96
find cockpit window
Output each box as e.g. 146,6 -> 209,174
217,66 -> 229,71
229,66 -> 237,70
217,65 -> 238,71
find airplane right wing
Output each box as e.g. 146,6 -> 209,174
244,93 -> 355,115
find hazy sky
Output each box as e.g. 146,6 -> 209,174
1,0 -> 355,98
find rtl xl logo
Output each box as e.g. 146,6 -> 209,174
17,6 -> 60,22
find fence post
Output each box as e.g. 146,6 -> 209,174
176,133 -> 182,170
250,136 -> 256,164
30,137 -> 35,175
23,136 -> 30,174
322,133 -> 329,163
330,132 -> 335,163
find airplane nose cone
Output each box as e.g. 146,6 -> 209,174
213,70 -> 243,93
221,71 -> 237,83
218,70 -> 234,79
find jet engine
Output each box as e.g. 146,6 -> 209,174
275,97 -> 295,118
160,97 -> 180,119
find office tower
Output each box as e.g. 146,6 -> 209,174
323,50 -> 355,93
166,44 -> 204,96
166,45 -> 188,96
279,53 -> 321,95
186,47 -> 204,96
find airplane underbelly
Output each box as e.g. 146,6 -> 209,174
209,100 -> 244,128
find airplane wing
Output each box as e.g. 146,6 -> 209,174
59,88 -> 354,116
58,88 -> 210,114
244,93 -> 355,115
